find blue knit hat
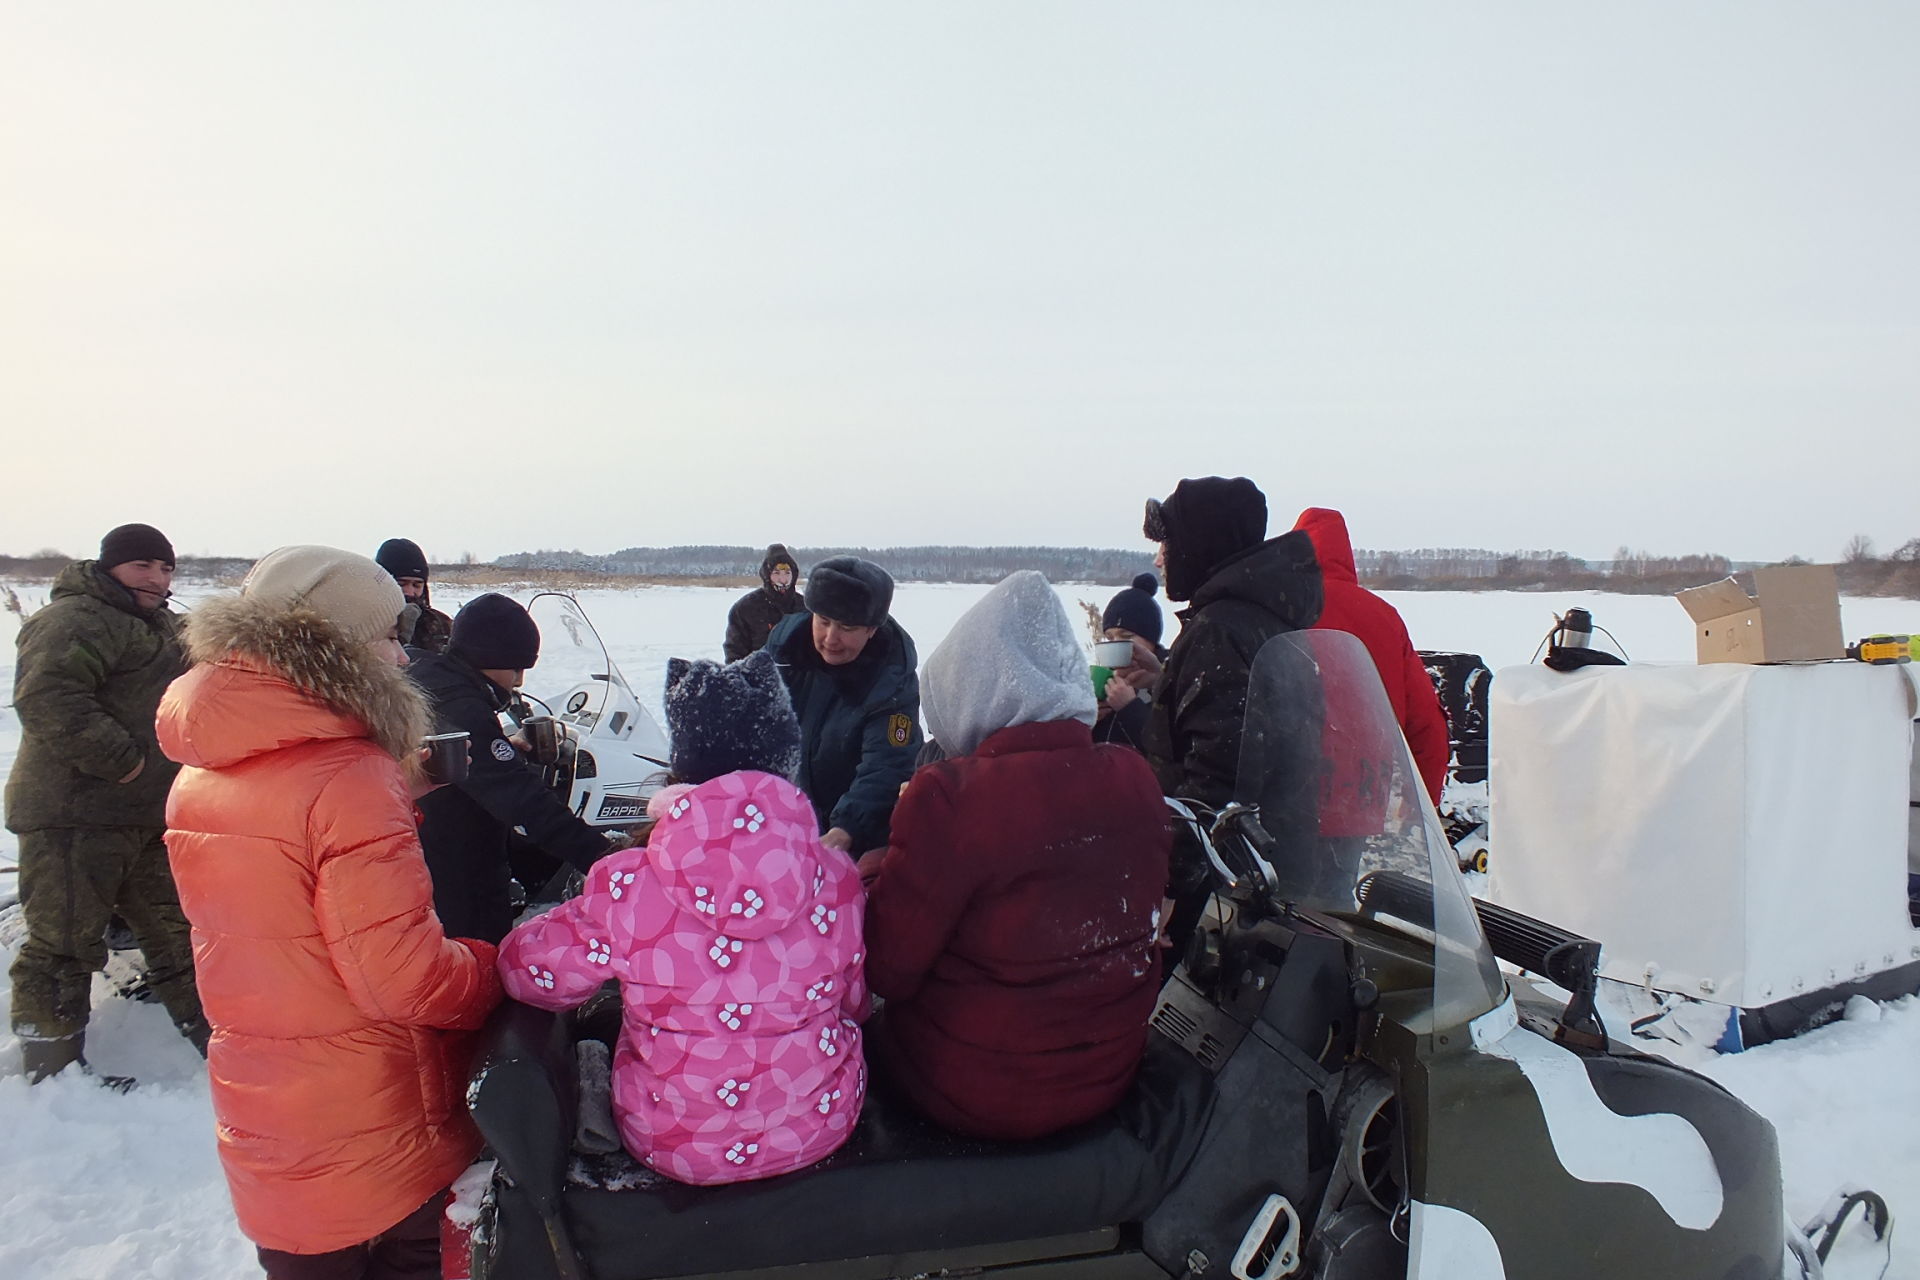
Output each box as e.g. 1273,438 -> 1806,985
665,649 -> 802,784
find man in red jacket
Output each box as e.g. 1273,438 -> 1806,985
1291,508 -> 1450,805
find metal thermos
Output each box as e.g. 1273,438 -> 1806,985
1558,608 -> 1594,650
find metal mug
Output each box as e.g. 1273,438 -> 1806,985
422,731 -> 471,785
523,716 -> 561,766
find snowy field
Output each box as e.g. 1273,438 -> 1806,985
2,579 -> 1919,1278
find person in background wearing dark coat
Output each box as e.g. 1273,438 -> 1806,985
1141,477 -> 1322,955
1290,507 -> 1450,805
6,523 -> 206,1083
723,543 -> 807,662
375,537 -> 453,655
1093,572 -> 1167,752
862,571 -> 1169,1140
767,556 -> 921,856
408,593 -> 622,942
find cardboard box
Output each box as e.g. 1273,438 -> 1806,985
1675,564 -> 1844,664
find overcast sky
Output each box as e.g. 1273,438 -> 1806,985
3,3 -> 1915,564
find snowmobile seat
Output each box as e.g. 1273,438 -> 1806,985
470,1002 -> 1216,1280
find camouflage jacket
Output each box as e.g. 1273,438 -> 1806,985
4,561 -> 186,831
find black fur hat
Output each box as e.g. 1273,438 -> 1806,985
1146,477 -> 1268,601
1101,572 -> 1163,646
450,593 -> 541,670
803,556 -> 893,627
665,650 -> 802,784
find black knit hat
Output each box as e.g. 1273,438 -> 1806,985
665,650 -> 802,784
1102,573 -> 1163,646
374,537 -> 430,582
803,556 -> 893,627
1147,477 -> 1268,602
99,523 -> 175,571
450,593 -> 541,670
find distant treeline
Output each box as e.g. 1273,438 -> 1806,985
1837,537 -> 1920,599
6,539 -> 1919,599
1358,548 -> 1741,594
499,544 -> 1757,593
494,545 -> 1159,585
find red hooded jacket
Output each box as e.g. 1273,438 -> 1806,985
1291,509 -> 1450,805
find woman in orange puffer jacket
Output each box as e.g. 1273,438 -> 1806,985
158,545 -> 502,1279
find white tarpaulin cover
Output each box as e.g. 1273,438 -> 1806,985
1487,662 -> 1919,1010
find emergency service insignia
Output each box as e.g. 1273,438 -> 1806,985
887,714 -> 912,748
492,738 -> 519,763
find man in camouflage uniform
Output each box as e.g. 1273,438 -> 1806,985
5,523 -> 206,1083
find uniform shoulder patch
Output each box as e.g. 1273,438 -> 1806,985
887,714 -> 913,748
491,737 -> 519,763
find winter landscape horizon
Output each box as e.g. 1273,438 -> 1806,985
2,579 -> 1919,1278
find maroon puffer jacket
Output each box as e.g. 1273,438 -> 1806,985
864,720 -> 1170,1140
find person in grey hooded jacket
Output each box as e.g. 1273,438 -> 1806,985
862,571 -> 1170,1140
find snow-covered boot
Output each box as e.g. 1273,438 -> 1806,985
20,1030 -> 83,1083
20,1031 -> 136,1091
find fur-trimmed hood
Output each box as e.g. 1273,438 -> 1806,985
158,593 -> 428,769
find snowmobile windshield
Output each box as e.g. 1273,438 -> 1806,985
523,593 -> 635,730
1235,630 -> 1504,1029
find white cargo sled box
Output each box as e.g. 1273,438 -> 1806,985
1674,564 -> 1844,664
1487,660 -> 1919,1039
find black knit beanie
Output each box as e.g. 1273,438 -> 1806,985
374,537 -> 430,582
1146,477 -> 1268,602
99,523 -> 175,571
450,593 -> 541,670
1101,573 -> 1164,646
803,556 -> 893,627
665,650 -> 803,784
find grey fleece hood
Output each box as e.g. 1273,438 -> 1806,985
921,570 -> 1096,757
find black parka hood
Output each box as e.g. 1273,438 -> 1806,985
760,544 -> 801,594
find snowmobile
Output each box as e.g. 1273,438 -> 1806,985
513,592 -> 672,833
449,630 -> 1825,1280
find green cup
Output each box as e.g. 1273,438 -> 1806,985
1091,665 -> 1114,700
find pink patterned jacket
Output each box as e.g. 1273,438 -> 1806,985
498,770 -> 869,1185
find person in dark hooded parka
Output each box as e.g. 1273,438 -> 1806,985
1141,477 -> 1322,952
723,544 -> 807,662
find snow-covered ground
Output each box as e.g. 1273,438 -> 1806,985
2,579 -> 1919,1278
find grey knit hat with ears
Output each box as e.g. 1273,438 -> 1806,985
664,649 -> 803,784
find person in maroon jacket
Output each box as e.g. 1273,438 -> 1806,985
1291,507 -> 1451,805
861,571 -> 1171,1141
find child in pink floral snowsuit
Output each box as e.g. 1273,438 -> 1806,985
499,650 -> 868,1185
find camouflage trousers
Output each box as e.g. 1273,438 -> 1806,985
8,826 -> 202,1041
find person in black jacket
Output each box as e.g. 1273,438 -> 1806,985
1139,477 -> 1322,954
723,544 -> 807,662
373,537 -> 453,654
409,593 -> 620,942
767,556 -> 921,856
1092,572 -> 1166,752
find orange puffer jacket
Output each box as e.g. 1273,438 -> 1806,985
158,596 -> 502,1255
